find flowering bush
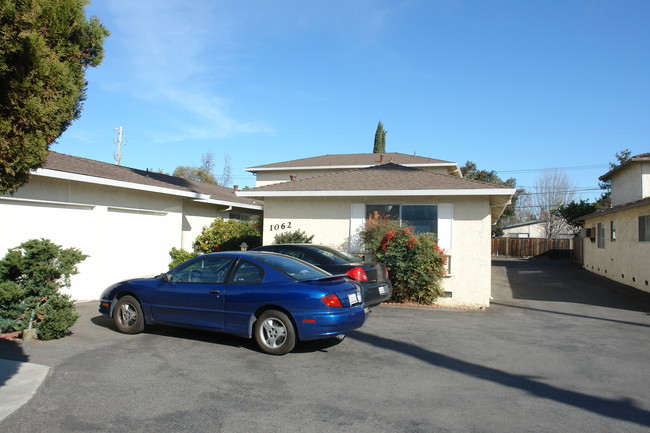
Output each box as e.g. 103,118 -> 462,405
360,214 -> 447,304
193,218 -> 261,253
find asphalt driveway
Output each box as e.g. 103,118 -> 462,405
1,258 -> 650,432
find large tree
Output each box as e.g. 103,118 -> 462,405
172,151 -> 233,185
0,0 -> 109,193
373,121 -> 387,153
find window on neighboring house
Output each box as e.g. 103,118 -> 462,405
366,204 -> 438,235
610,221 -> 616,242
597,223 -> 606,248
639,215 -> 650,241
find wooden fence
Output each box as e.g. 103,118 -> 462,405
491,237 -> 574,259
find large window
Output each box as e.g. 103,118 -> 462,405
639,215 -> 650,241
366,204 -> 438,235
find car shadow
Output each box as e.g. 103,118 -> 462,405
492,258 -> 650,314
90,314 -> 344,354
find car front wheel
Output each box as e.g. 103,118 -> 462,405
113,295 -> 145,334
254,310 -> 296,355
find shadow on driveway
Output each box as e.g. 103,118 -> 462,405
492,258 -> 650,314
348,330 -> 650,428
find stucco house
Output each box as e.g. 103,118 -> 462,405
0,152 -> 262,301
579,153 -> 650,293
239,153 -> 516,307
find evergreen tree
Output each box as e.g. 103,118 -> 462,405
373,121 -> 387,153
0,0 -> 109,193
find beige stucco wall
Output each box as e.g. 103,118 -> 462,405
582,203 -> 650,293
261,195 -> 494,307
254,166 -> 452,187
610,163 -> 650,206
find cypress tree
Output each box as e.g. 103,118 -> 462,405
373,121 -> 387,153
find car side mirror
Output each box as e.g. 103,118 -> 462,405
161,272 -> 171,282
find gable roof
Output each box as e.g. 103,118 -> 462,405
238,163 -> 514,196
246,152 -> 460,174
599,152 -> 650,181
238,163 -> 514,223
36,152 -> 262,210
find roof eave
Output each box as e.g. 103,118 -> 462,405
245,162 -> 458,173
237,188 -> 517,198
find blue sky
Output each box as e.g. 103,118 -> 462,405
54,0 -> 649,201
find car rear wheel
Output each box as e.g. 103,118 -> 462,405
113,295 -> 145,334
254,310 -> 296,355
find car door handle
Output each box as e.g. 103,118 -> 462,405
209,289 -> 220,294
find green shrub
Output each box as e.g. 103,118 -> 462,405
168,247 -> 198,269
194,218 -> 262,253
360,215 -> 447,304
34,295 -> 80,340
0,239 -> 87,339
273,229 -> 314,244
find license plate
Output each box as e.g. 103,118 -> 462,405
348,292 -> 360,305
378,285 -> 387,295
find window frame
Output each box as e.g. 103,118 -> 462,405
365,203 -> 439,235
639,215 -> 650,242
597,222 -> 606,249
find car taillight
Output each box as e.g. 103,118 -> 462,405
345,267 -> 369,282
321,293 -> 343,308
385,267 -> 389,279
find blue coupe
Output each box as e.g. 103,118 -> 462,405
98,251 -> 368,355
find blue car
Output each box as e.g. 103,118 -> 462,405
98,251 -> 368,355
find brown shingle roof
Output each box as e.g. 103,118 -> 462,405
240,163 -> 514,194
42,152 -> 262,208
246,152 -> 455,171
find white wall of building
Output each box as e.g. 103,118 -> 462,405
582,204 -> 650,293
610,162 -> 650,206
260,195 -> 494,307
0,176 -> 260,301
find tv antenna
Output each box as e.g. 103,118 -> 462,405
114,126 -> 127,165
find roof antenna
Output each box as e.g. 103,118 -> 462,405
114,126 -> 126,165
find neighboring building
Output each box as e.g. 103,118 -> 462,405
501,219 -> 574,238
240,155 -> 516,307
579,153 -> 650,293
0,152 -> 262,301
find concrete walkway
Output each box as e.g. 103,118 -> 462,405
0,359 -> 49,422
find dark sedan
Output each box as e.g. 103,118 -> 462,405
251,244 -> 392,307
99,252 -> 368,355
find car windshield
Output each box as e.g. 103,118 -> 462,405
255,254 -> 330,281
312,246 -> 361,264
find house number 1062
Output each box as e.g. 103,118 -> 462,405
269,222 -> 292,231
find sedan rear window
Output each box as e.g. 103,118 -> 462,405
255,254 -> 330,281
